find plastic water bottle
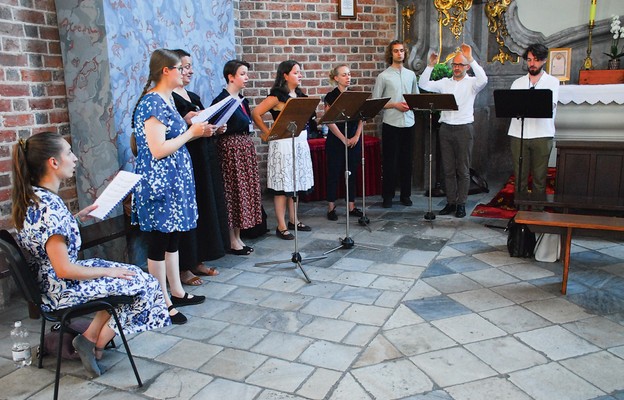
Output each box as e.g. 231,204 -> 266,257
11,321 -> 32,368
321,124 -> 329,138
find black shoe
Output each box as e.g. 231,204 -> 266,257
349,208 -> 363,217
168,305 -> 187,325
455,204 -> 466,218
382,199 -> 392,208
276,228 -> 295,240
288,221 -> 312,231
327,207 -> 338,221
400,197 -> 413,206
230,247 -> 252,256
171,292 -> 206,307
439,203 -> 456,215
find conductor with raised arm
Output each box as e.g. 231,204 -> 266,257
372,40 -> 420,209
419,44 -> 488,218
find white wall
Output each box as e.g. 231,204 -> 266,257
517,0 -> 624,36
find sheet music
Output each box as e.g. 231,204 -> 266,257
190,95 -> 242,127
213,96 -> 242,126
88,170 -> 142,220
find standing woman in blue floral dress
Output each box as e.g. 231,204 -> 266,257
131,48 -> 210,324
11,131 -> 170,377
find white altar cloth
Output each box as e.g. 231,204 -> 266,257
558,84 -> 624,105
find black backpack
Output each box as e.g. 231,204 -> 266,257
506,217 -> 536,258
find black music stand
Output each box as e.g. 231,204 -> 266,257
319,91 -> 379,254
404,94 -> 458,222
255,97 -> 326,283
354,97 -> 390,231
494,89 -> 553,199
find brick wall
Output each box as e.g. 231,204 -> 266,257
0,0 -> 75,230
0,0 -> 397,230
235,0 -> 397,185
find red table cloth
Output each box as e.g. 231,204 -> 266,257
301,135 -> 381,202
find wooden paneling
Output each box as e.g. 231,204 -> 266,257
556,141 -> 624,198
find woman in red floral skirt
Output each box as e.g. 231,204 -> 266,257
212,60 -> 263,255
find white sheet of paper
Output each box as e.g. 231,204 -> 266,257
88,170 -> 142,220
190,95 -> 241,126
214,96 -> 242,126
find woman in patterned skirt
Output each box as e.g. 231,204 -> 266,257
11,132 -> 170,377
251,60 -> 315,240
212,60 -> 262,254
131,48 -> 209,324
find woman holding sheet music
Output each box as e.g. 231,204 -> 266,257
211,59 -> 262,255
11,131 -> 170,377
131,48 -> 210,325
171,49 -> 227,285
324,64 -> 364,221
251,60 -> 315,240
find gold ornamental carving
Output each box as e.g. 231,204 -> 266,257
485,0 -> 519,63
434,0 -> 472,61
435,0 -> 473,40
401,5 -> 416,44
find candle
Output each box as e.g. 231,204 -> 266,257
589,0 -> 597,23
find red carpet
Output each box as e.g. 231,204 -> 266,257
471,168 -> 556,219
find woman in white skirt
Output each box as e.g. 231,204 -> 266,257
252,60 -> 315,240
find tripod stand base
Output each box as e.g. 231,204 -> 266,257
424,211 -> 436,221
254,252 -> 327,284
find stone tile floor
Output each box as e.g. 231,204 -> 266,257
1,189 -> 624,399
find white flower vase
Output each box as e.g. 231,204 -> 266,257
607,58 -> 621,70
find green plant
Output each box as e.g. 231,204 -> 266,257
430,63 -> 452,81
603,15 -> 624,60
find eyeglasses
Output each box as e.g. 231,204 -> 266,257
169,65 -> 184,73
451,63 -> 468,67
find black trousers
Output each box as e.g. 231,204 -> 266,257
381,123 -> 415,200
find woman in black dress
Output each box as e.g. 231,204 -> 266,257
324,64 -> 363,221
171,49 -> 227,285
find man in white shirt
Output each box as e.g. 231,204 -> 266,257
507,43 -> 559,204
372,40 -> 420,209
419,44 -> 488,218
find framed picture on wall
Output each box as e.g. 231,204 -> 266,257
339,0 -> 357,19
547,48 -> 571,82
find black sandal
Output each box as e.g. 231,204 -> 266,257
287,221 -> 312,231
276,228 -> 294,240
327,207 -> 338,221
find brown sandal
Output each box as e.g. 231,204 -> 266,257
193,265 -> 220,276
180,271 -> 203,286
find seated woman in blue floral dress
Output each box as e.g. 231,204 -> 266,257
11,131 -> 170,378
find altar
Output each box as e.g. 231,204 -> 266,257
553,84 -> 624,198
555,83 -> 624,142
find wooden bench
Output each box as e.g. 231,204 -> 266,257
515,211 -> 624,294
514,193 -> 624,214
